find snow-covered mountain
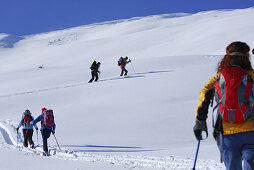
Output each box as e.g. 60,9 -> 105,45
0,7 -> 254,170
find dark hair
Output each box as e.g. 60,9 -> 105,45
217,41 -> 252,73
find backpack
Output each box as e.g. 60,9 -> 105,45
214,67 -> 254,124
23,114 -> 33,127
118,57 -> 123,66
43,109 -> 54,127
90,60 -> 96,70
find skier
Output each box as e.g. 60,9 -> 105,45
31,108 -> 56,156
193,41 -> 254,170
16,110 -> 38,149
118,56 -> 131,76
88,61 -> 101,83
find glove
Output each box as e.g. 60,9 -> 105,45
16,127 -> 19,133
52,131 -> 55,134
129,59 -> 131,62
36,128 -> 38,131
193,119 -> 208,140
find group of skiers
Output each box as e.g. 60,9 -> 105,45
194,42 -> 254,170
17,56 -> 133,156
17,108 -> 56,156
15,42 -> 254,168
88,56 -> 132,83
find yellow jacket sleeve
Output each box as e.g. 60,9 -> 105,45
195,73 -> 219,120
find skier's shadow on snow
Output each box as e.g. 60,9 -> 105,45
100,70 -> 173,82
62,144 -> 158,153
135,70 -> 173,75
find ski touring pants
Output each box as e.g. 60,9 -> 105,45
216,131 -> 254,170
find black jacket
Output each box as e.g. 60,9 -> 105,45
91,64 -> 100,73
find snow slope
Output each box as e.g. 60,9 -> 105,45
0,7 -> 254,170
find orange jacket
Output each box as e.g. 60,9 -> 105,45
120,60 -> 127,68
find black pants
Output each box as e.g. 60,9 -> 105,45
22,129 -> 34,148
41,129 -> 51,153
89,71 -> 99,82
120,67 -> 128,76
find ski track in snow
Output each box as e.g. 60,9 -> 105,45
0,70 -> 172,98
0,81 -> 87,98
0,120 -> 224,170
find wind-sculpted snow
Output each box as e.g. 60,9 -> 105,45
0,120 -> 224,170
0,120 -> 17,145
0,34 -> 24,48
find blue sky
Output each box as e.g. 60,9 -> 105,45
0,0 -> 253,36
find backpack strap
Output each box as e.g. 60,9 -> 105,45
211,74 -> 222,117
251,101 -> 254,127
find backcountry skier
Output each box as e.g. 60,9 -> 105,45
118,56 -> 131,76
17,110 -> 38,149
193,41 -> 254,170
31,108 -> 56,156
89,60 -> 101,83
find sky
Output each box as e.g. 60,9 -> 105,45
0,0 -> 253,36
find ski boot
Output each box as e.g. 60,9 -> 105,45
30,144 -> 35,149
43,151 -> 50,156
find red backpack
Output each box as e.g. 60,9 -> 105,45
23,114 -> 33,127
43,109 -> 54,127
214,67 -> 254,124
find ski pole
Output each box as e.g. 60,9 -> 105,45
36,129 -> 39,145
16,130 -> 18,146
193,135 -> 201,170
53,133 -> 61,150
130,62 -> 136,74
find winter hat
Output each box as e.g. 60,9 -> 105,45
24,110 -> 31,115
42,108 -> 47,113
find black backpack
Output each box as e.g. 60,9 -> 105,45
118,57 -> 123,66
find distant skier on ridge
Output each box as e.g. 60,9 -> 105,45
118,56 -> 131,76
88,60 -> 101,83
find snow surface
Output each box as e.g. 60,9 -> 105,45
1,7 -> 254,170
